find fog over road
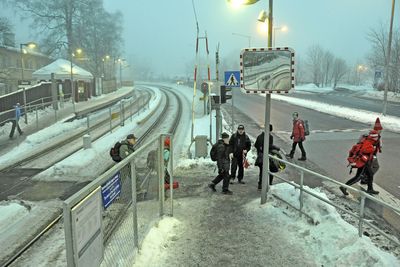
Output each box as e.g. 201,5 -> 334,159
231,89 -> 400,199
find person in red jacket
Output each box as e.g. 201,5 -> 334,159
340,132 -> 380,195
286,112 -> 307,160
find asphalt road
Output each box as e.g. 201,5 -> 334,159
230,89 -> 400,199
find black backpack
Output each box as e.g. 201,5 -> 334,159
210,143 -> 218,161
110,141 -> 123,162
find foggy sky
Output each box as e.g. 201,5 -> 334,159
102,0 -> 394,77
1,1 -> 396,78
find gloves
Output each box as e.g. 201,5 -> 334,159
290,135 -> 293,140
229,153 -> 233,160
218,169 -> 224,174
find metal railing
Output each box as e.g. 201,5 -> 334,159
267,154 -> 400,246
63,134 -> 174,267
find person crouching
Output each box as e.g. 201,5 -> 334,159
208,132 -> 233,195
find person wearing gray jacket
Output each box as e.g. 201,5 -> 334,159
119,134 -> 137,159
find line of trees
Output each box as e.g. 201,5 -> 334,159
367,23 -> 400,93
1,0 -> 123,78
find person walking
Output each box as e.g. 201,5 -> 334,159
286,112 -> 306,161
9,103 -> 23,139
229,124 -> 251,184
340,131 -> 380,195
254,124 -> 280,190
208,132 -> 233,195
163,137 -> 171,185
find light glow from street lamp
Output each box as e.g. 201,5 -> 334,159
257,21 -> 268,35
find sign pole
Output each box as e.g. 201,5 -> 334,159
261,0 -> 273,205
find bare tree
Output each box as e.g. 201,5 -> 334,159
322,51 -> 334,87
367,23 -> 400,92
4,0 -> 123,78
0,17 -> 13,34
306,44 -> 324,87
331,58 -> 348,88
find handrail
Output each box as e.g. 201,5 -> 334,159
268,153 -> 400,245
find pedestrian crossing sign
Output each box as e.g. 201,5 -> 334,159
224,71 -> 240,88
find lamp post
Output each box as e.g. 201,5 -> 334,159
20,42 -> 37,124
228,0 -> 273,204
70,48 -> 83,112
273,25 -> 287,47
383,0 -> 395,115
117,58 -> 123,88
232,32 -> 252,47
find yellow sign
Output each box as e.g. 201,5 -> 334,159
111,112 -> 119,120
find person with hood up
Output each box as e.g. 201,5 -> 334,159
286,112 -> 307,161
119,134 -> 137,159
209,132 -> 233,195
229,124 -> 251,184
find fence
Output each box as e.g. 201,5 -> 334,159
266,154 -> 400,246
63,134 -> 175,267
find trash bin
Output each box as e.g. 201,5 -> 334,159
195,135 -> 208,158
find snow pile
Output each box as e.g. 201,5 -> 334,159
246,183 -> 400,266
133,217 -> 181,266
0,202 -> 29,232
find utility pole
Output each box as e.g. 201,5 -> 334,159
382,0 -> 395,115
261,0 -> 273,204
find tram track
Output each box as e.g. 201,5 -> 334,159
1,84 -> 184,267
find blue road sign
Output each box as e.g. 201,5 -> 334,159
101,172 -> 122,209
224,71 -> 240,88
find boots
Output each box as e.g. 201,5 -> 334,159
285,152 -> 294,159
366,189 -> 379,195
208,183 -> 216,192
339,186 -> 349,196
298,156 -> 307,161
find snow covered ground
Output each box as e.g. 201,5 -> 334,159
1,82 -> 399,266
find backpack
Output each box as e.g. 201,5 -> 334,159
210,143 -> 219,161
110,141 -> 122,162
347,138 -> 374,169
303,120 -> 310,136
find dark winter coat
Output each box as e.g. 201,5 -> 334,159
119,140 -> 135,159
254,132 -> 280,166
291,119 -> 305,142
229,132 -> 251,157
216,139 -> 231,173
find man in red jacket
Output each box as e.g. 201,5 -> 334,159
286,112 -> 307,161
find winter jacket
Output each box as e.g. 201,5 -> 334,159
254,132 -> 280,167
229,132 -> 251,157
15,106 -> 21,121
254,132 -> 280,154
119,140 -> 135,159
216,139 -> 231,173
291,119 -> 305,142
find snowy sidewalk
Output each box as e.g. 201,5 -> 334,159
133,164 -> 399,267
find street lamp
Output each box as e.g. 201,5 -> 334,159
383,0 -> 395,115
117,58 -> 124,88
70,48 -> 83,112
20,42 -> 37,124
273,25 -> 288,47
357,64 -> 367,86
227,0 -> 274,204
232,32 -> 252,47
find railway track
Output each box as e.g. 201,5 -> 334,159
0,89 -> 152,200
1,84 -> 184,267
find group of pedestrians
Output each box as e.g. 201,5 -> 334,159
208,113 -> 306,194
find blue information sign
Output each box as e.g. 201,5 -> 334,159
101,172 -> 122,209
224,71 -> 240,88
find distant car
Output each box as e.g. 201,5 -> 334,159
176,80 -> 184,85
